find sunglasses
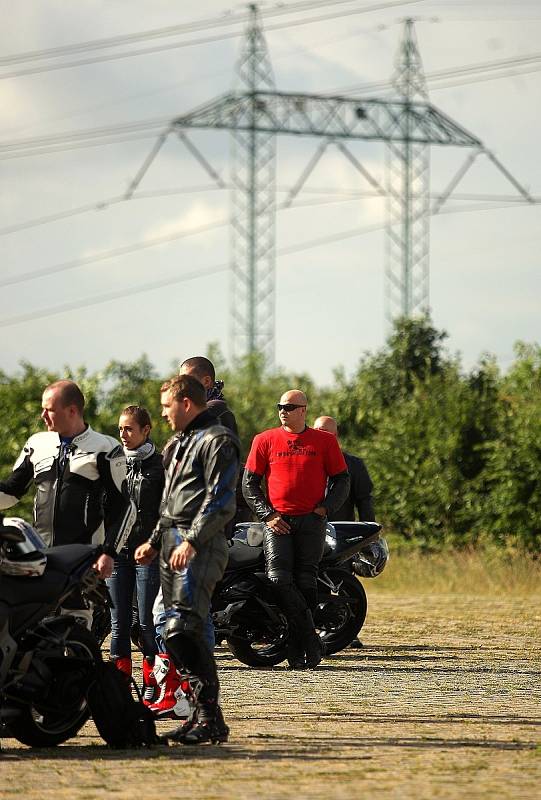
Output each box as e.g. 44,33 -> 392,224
277,403 -> 306,412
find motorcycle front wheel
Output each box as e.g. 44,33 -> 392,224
315,569 -> 367,655
8,624 -> 102,747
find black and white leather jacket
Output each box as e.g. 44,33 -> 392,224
0,426 -> 136,556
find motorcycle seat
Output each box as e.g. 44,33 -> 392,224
44,544 -> 97,574
227,540 -> 264,570
0,568 -> 70,605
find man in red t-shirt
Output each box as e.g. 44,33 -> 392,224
242,389 -> 350,669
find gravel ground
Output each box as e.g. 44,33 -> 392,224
1,592 -> 540,800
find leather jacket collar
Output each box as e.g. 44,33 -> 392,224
181,409 -> 215,438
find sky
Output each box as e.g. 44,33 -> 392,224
1,0 -> 540,386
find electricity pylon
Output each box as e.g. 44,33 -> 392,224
128,7 -> 533,364
230,4 -> 276,362
385,18 -> 430,324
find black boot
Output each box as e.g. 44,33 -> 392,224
286,638 -> 306,670
272,583 -> 309,669
303,610 -> 323,669
286,611 -> 306,668
177,702 -> 229,745
161,717 -> 196,744
164,628 -> 227,744
178,718 -> 229,744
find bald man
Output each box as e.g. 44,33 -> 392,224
242,389 -> 350,669
313,416 -> 375,523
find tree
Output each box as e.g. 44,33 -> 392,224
480,343 -> 541,550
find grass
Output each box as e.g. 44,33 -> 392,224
369,545 -> 541,596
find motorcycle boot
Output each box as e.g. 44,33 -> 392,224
165,698 -> 229,745
112,656 -> 132,679
141,656 -> 157,704
270,582 -> 309,669
302,610 -> 324,669
286,616 -> 306,669
179,708 -> 229,745
164,621 -> 226,744
148,653 -> 191,719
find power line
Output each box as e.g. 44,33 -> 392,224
1,197 -> 538,328
0,185 -> 225,236
0,263 -> 230,329
0,117 -> 169,155
3,47 -> 541,162
0,0 -> 366,65
0,217 -> 229,289
0,1 -> 426,80
332,49 -> 541,96
2,179 -> 539,238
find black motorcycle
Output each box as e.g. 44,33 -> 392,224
92,520 -> 388,670
213,520 -> 386,667
0,518 -> 106,747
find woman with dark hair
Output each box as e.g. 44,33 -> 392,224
106,405 -> 164,699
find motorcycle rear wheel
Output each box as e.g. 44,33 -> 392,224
226,633 -> 288,667
316,570 -> 367,655
8,624 -> 102,747
225,604 -> 288,667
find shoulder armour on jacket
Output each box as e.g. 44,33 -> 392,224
106,444 -> 124,460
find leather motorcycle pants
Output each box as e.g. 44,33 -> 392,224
263,512 -> 326,611
160,528 -> 228,718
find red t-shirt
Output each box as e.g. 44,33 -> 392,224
245,426 -> 347,515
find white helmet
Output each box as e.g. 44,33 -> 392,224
0,517 -> 47,577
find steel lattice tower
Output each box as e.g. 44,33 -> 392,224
130,8 -> 532,364
386,18 -> 430,323
230,4 -> 276,363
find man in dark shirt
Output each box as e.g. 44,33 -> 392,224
178,356 -> 238,434
179,355 -> 251,528
313,416 -> 375,522
313,415 -> 375,650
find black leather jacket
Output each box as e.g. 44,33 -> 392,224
242,468 -> 350,522
149,410 -> 240,552
124,446 -> 164,552
0,426 -> 135,555
328,452 -> 375,522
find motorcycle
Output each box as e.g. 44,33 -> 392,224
213,520 -> 387,667
91,520 -> 388,670
0,517 -> 106,748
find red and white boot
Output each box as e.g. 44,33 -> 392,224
141,657 -> 158,705
148,653 -> 191,720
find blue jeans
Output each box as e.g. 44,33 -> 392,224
106,550 -> 160,660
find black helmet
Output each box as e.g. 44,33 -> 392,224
352,537 -> 389,578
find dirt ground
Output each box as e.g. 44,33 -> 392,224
1,591 -> 540,800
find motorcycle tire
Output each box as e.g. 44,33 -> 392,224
226,633 -> 288,667
225,601 -> 288,667
8,624 -> 102,748
316,570 -> 367,656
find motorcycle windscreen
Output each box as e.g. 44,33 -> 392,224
325,521 -> 382,561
